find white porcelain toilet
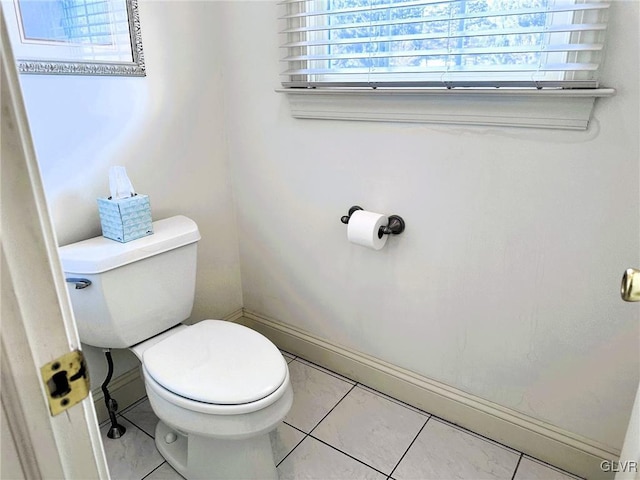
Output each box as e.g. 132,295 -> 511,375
59,215 -> 293,480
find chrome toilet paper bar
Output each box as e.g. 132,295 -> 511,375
340,205 -> 405,235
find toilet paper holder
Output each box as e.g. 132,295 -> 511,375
340,206 -> 405,236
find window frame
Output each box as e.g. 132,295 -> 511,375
278,0 -> 614,129
277,86 -> 614,130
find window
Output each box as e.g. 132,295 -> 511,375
279,0 -> 610,89
17,0 -> 115,46
5,0 -> 145,75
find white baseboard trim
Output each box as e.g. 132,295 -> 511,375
222,307 -> 244,323
92,308 -> 245,424
237,309 -> 619,480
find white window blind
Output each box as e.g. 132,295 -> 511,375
279,0 -> 610,89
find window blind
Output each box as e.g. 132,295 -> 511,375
279,0 -> 610,89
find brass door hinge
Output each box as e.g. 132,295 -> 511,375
40,350 -> 90,416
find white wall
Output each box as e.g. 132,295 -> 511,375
16,1 -> 242,385
13,0 -> 639,451
221,1 -> 640,450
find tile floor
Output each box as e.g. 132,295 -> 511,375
100,352 -> 583,480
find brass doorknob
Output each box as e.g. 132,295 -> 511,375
621,268 -> 640,302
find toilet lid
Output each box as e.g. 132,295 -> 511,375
142,320 -> 287,405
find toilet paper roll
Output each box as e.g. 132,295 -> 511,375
347,210 -> 388,250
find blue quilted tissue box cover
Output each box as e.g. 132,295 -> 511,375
97,194 -> 153,243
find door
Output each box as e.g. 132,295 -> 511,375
1,5 -> 109,479
616,383 -> 639,480
616,270 -> 640,480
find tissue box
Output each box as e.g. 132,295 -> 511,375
97,194 -> 153,243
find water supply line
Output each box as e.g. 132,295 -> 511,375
102,349 -> 126,439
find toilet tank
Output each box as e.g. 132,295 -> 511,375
59,215 -> 201,349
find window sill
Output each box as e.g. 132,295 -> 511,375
276,88 -> 616,130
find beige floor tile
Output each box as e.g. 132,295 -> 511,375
393,419 -> 519,480
100,418 -> 163,480
121,398 -> 159,438
284,359 -> 354,432
278,436 -> 386,480
270,422 -> 306,464
145,462 -> 186,480
313,386 -> 427,474
514,456 -> 582,480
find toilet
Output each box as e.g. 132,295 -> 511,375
58,215 -> 293,480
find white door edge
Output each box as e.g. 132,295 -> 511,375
1,4 -> 110,479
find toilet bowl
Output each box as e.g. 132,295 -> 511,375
58,216 -> 292,479
132,321 -> 293,479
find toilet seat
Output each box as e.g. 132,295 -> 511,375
143,362 -> 291,416
142,320 -> 288,406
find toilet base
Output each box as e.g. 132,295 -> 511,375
155,420 -> 278,480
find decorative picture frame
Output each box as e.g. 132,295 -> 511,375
2,0 -> 145,76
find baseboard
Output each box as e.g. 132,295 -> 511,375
92,307 -> 245,424
222,307 -> 244,323
237,309 -> 620,480
92,367 -> 145,425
